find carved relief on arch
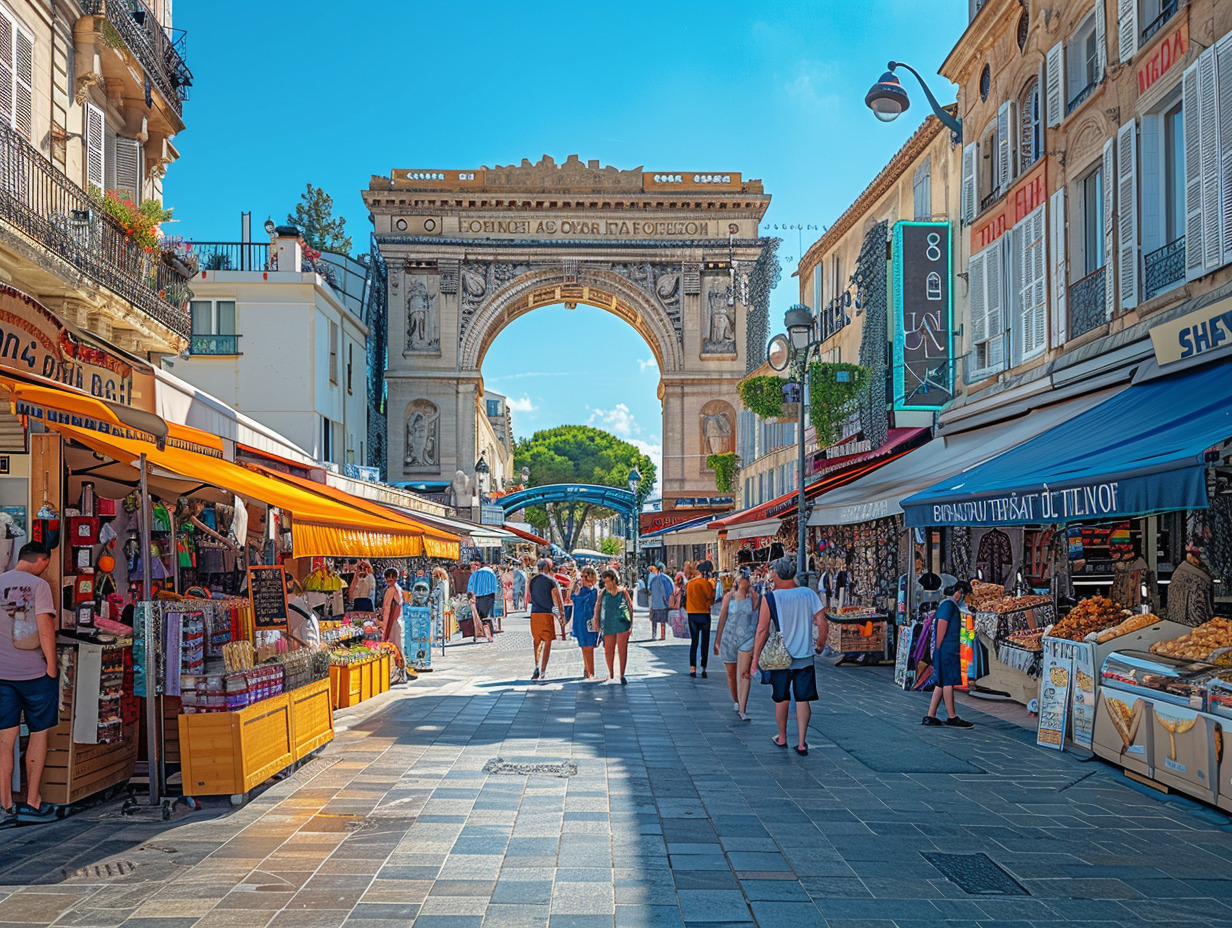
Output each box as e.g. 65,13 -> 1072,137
1069,113 -> 1112,170
700,400 -> 735,465
404,399 -> 440,472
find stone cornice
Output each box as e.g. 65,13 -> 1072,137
940,0 -> 1022,85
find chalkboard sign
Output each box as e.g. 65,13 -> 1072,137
248,565 -> 289,632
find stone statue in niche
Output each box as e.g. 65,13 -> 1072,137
703,286 -> 737,355
405,399 -> 440,470
405,278 -> 439,352
700,401 -> 735,456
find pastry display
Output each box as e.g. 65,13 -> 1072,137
1005,629 -> 1044,650
1150,617 -> 1232,661
967,581 -> 1052,614
1103,696 -> 1145,750
1048,597 -> 1125,640
1094,612 -> 1162,643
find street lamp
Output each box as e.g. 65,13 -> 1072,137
475,454 -> 490,496
627,467 -> 642,579
776,304 -> 824,585
865,61 -> 962,143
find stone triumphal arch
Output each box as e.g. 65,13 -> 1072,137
362,155 -> 778,504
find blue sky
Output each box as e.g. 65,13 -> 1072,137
167,0 -> 967,489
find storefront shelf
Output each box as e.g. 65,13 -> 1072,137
179,695 -> 294,797
289,679 -> 334,761
329,655 -> 391,709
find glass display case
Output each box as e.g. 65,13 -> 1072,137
1100,649 -> 1213,708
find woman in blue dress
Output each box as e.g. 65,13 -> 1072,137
571,566 -> 600,680
922,580 -> 975,729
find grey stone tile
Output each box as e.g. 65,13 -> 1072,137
492,881 -> 555,904
614,905 -> 684,928
673,890 -> 750,923
482,905 -> 550,928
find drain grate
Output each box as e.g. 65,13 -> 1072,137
921,852 -> 1028,896
63,860 -> 139,881
483,757 -> 578,778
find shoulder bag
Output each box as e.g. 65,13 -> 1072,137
758,591 -> 792,672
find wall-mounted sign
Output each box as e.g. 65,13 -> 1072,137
892,222 -> 954,411
1148,296 -> 1232,367
641,508 -> 725,534
0,284 -> 153,409
1138,20 -> 1188,95
972,161 -> 1046,251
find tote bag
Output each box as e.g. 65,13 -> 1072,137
757,592 -> 792,671
669,607 -> 689,639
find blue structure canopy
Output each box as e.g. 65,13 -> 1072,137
902,360 -> 1232,527
495,483 -> 638,516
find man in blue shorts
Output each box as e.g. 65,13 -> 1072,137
0,543 -> 59,824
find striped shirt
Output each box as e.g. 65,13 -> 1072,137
467,566 -> 500,597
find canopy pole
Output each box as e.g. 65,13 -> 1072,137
139,453 -> 160,805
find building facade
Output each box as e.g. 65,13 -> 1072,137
173,233 -> 369,469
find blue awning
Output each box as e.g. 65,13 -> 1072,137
902,360 -> 1232,527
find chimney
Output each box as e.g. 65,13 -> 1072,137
272,225 -> 302,273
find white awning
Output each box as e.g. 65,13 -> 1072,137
724,518 -> 781,541
808,386 -> 1126,527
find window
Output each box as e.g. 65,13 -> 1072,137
1140,0 -> 1178,45
1164,102 -> 1183,242
979,123 -> 998,207
1019,80 -> 1043,172
486,398 -> 502,417
1009,205 -> 1048,363
1017,10 -> 1030,51
1140,91 -> 1185,299
189,300 -> 236,336
322,416 -> 334,461
346,343 -> 354,395
328,321 -> 339,383
0,10 -> 33,140
1067,9 -> 1105,111
913,158 -> 931,220
1081,167 -> 1105,275
967,245 -> 1006,379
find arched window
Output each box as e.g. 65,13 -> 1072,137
1019,79 -> 1042,173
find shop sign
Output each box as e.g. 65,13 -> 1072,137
892,222 -> 954,411
1148,295 -> 1232,366
834,498 -> 894,524
640,508 -> 723,533
670,496 -> 733,510
247,564 -> 289,633
0,285 -> 150,407
1138,20 -> 1188,94
480,503 -> 505,525
927,480 -> 1125,526
972,161 -> 1047,251
1037,637 -> 1097,751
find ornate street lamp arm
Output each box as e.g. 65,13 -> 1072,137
889,60 -> 962,142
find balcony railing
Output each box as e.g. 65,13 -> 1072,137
187,242 -> 272,272
1069,266 -> 1107,340
82,0 -> 192,116
979,187 -> 1002,213
0,123 -> 191,336
1143,236 -> 1185,300
1067,80 -> 1099,115
1142,0 -> 1180,44
189,334 -> 240,355
185,241 -> 365,315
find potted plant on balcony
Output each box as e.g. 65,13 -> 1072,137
89,186 -> 173,262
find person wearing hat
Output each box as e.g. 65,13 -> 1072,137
922,580 -> 974,729
466,555 -> 498,643
647,562 -> 673,641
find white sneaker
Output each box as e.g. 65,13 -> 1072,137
733,701 -> 740,712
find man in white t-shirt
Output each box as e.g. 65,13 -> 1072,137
748,557 -> 827,756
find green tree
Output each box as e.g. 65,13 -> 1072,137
598,537 -> 624,557
513,425 -> 655,552
287,183 -> 352,254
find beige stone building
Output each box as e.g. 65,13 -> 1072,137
0,1 -> 191,360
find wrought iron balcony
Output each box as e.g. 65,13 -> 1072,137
980,187 -> 1002,213
187,242 -> 272,272
1142,0 -> 1180,44
1067,80 -> 1098,115
0,123 -> 190,337
1143,236 -> 1185,300
82,1 -> 192,116
189,334 -> 240,355
1069,266 -> 1107,340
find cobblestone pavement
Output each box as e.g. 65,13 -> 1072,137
3,611 -> 1232,928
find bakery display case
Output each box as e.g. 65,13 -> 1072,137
1098,650 -> 1213,708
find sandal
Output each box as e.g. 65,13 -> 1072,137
771,734 -> 788,748
794,744 -> 809,756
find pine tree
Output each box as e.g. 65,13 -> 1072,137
287,184 -> 352,255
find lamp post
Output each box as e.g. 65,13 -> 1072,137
627,466 -> 642,581
474,454 -> 490,524
783,305 -> 817,584
865,61 -> 962,143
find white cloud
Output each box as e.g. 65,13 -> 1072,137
506,394 -> 537,414
587,402 -> 641,438
637,356 -> 657,373
629,437 -> 663,494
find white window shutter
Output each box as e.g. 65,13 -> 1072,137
1198,47 -> 1222,271
961,143 -> 978,223
84,103 -> 104,190
13,28 -> 30,141
1102,137 -> 1116,318
1116,120 -> 1139,310
997,102 -> 1011,190
968,248 -> 988,373
986,243 -> 1006,370
1117,0 -> 1137,63
1022,206 -> 1047,359
0,11 -> 13,131
1184,62 -> 1205,280
1095,0 -> 1108,78
114,138 -> 142,202
1046,43 -> 1065,128
1050,187 -> 1068,346
1217,34 -> 1232,267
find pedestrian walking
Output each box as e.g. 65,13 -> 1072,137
647,562 -> 673,641
0,543 -> 58,824
922,580 -> 975,729
597,568 -> 634,684
529,559 -> 565,682
512,563 -> 527,611
381,568 -> 409,683
685,562 -> 716,678
348,560 -> 376,612
571,566 -> 600,679
715,572 -> 759,720
466,556 -> 498,643
554,562 -> 573,640
748,557 -> 826,755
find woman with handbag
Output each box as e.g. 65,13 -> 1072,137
571,566 -> 600,680
596,569 -> 634,685
714,572 -> 759,720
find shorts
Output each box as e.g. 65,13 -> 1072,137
473,593 -> 495,619
769,664 -> 818,703
934,645 -> 962,688
530,612 -> 557,646
351,597 -> 374,612
0,675 -> 60,732
650,608 -> 669,626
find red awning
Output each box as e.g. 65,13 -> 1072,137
503,523 -> 550,546
709,428 -> 930,529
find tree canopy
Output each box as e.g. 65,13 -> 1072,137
512,425 -> 655,551
288,183 -> 352,255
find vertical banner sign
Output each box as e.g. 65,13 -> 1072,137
247,565 -> 290,633
1037,637 -> 1073,749
892,222 -> 954,410
1071,642 -> 1097,749
402,600 -> 433,670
